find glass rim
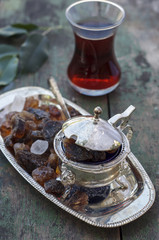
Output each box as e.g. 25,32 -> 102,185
65,0 -> 125,31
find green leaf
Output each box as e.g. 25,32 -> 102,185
0,26 -> 27,37
0,56 -> 19,86
12,23 -> 38,32
19,33 -> 49,73
0,44 -> 19,58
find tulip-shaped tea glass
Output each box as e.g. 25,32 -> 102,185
66,0 -> 125,96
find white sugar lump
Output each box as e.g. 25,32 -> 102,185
30,140 -> 49,155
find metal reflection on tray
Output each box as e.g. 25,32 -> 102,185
0,87 -> 155,228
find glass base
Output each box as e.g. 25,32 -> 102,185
68,80 -> 119,96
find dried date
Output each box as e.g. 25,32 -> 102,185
28,108 -> 49,120
44,179 -> 65,196
15,150 -> 49,173
12,117 -> 26,139
47,153 -> 58,170
42,120 -> 62,141
63,138 -> 93,162
24,96 -> 39,110
32,166 -> 56,186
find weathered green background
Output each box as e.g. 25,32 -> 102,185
0,0 -> 159,239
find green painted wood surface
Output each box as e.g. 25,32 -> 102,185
0,0 -> 158,239
110,1 -> 159,239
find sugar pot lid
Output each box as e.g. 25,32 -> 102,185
62,106 -> 135,151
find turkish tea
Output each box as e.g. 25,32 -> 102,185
68,32 -> 120,90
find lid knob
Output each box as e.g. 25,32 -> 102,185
93,106 -> 102,124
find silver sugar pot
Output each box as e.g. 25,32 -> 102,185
54,105 -> 135,188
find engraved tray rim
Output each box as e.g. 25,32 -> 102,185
0,86 -> 156,228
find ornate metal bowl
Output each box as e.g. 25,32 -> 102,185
54,106 -> 135,187
54,129 -> 130,187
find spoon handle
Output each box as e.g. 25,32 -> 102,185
49,77 -> 70,119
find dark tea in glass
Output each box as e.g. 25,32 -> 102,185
66,1 -> 125,96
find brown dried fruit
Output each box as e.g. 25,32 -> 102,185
0,121 -> 12,137
67,105 -> 80,118
17,111 -> 35,121
32,166 -> 56,186
0,112 -> 18,138
63,138 -> 106,162
13,143 -> 29,155
44,179 -> 65,196
30,130 -> 43,140
12,117 -> 26,139
43,120 -> 62,141
15,150 -> 49,173
63,138 -> 93,162
5,111 -> 18,121
47,153 -> 58,169
28,108 -> 49,120
92,151 -> 106,162
48,105 -> 62,119
24,97 -> 39,110
41,104 -> 62,120
25,120 -> 37,131
4,135 -> 13,151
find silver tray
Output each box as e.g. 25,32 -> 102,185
0,87 -> 155,228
